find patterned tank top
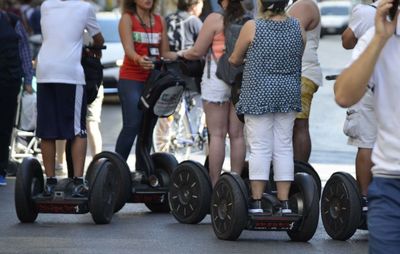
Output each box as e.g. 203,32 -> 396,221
237,17 -> 303,115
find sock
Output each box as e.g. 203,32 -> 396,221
46,177 -> 57,185
73,177 -> 85,185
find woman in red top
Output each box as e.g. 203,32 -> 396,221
116,0 -> 178,162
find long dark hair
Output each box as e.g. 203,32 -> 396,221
223,0 -> 245,28
122,0 -> 158,14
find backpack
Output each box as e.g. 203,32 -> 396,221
215,17 -> 251,86
166,12 -> 194,52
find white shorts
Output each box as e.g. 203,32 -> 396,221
245,112 -> 296,181
343,88 -> 377,148
200,59 -> 231,103
87,85 -> 104,123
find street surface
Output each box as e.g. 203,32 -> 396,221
0,35 -> 369,254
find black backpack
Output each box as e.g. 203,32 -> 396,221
215,16 -> 251,86
139,64 -> 186,117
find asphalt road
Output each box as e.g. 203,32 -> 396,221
0,35 -> 369,254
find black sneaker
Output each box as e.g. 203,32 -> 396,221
72,177 -> 88,198
43,177 -> 57,196
361,196 -> 368,212
248,199 -> 263,214
277,200 -> 293,215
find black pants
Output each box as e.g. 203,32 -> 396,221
0,83 -> 20,176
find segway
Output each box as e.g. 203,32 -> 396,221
210,171 -> 319,242
98,59 -> 186,213
321,171 -> 367,240
14,153 -> 119,224
169,159 -> 321,226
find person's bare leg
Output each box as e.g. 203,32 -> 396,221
55,140 -> 66,169
356,148 -> 373,196
87,120 -> 102,157
203,101 -> 229,187
41,139 -> 56,177
251,180 -> 265,199
71,136 -> 87,177
276,181 -> 291,201
228,103 -> 245,175
293,119 -> 311,162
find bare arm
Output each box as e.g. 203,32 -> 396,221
160,17 -> 178,60
182,13 -> 223,60
119,13 -> 141,63
229,20 -> 255,66
334,0 -> 398,107
288,0 -> 319,31
341,27 -> 358,49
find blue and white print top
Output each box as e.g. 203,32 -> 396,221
237,17 -> 303,115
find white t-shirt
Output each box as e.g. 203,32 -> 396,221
36,0 -> 100,85
348,2 -> 378,39
352,24 -> 400,178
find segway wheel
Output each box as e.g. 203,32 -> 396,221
294,160 -> 322,199
89,160 -> 117,224
86,151 -> 131,213
286,172 -> 320,242
211,173 -> 247,241
169,160 -> 212,224
144,153 -> 178,213
321,172 -> 361,241
15,158 -> 44,223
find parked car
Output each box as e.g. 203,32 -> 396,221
319,1 -> 352,37
96,11 -> 124,94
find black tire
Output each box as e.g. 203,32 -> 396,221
15,158 -> 44,223
89,160 -> 118,224
86,151 -> 132,213
286,172 -> 320,242
211,173 -> 248,241
294,160 -> 322,199
169,160 -> 212,224
6,160 -> 19,176
321,172 -> 361,241
144,153 -> 178,213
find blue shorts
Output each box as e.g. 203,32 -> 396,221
36,83 -> 87,139
368,177 -> 400,254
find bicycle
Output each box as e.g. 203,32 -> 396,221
153,89 -> 208,161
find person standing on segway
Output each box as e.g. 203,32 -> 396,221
177,0 -> 251,187
35,0 -> 104,197
229,0 -> 306,214
340,0 -> 379,213
115,0 -> 178,166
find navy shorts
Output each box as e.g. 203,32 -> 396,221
36,83 -> 87,139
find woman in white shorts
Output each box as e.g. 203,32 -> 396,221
178,0 -> 248,186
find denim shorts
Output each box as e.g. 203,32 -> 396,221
368,177 -> 400,254
200,60 -> 231,103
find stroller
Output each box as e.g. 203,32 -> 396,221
7,87 -> 41,176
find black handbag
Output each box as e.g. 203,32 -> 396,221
179,58 -> 205,78
81,54 -> 103,104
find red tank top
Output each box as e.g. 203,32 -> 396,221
119,14 -> 163,82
